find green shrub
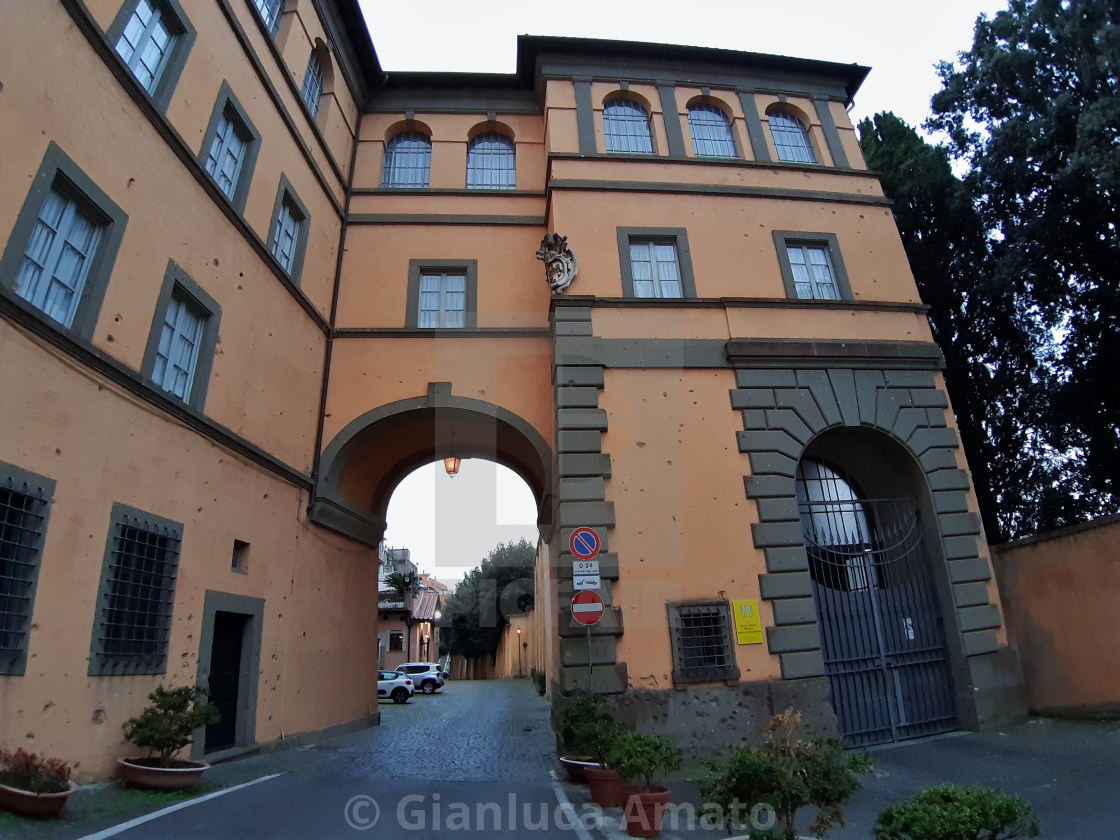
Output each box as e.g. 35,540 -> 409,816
122,685 -> 221,768
607,731 -> 682,789
0,747 -> 71,793
571,717 -> 630,767
556,692 -> 610,753
699,708 -> 873,840
873,784 -> 1040,840
530,668 -> 546,696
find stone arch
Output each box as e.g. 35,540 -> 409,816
730,354 -> 1010,732
309,382 -> 552,548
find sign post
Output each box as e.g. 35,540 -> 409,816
571,590 -> 604,685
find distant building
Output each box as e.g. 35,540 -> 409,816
0,0 -> 1023,778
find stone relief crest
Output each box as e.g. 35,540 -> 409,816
535,233 -> 578,294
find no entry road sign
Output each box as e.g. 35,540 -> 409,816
571,590 -> 604,626
569,527 -> 600,560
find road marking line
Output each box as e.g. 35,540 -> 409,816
77,772 -> 285,840
552,781 -> 597,840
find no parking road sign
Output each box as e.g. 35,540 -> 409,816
569,527 -> 601,560
571,590 -> 604,626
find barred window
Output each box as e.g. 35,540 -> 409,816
0,466 -> 54,676
466,134 -> 515,189
604,100 -> 654,154
668,601 -> 739,684
90,505 -> 181,675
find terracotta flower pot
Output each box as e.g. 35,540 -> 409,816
584,764 -> 622,807
620,784 -> 671,838
558,756 -> 597,783
0,780 -> 77,819
117,757 -> 209,791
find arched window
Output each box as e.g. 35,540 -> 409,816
603,100 -> 653,154
769,111 -> 817,163
300,52 -> 324,120
381,132 -> 431,188
688,104 -> 737,158
466,133 -> 515,189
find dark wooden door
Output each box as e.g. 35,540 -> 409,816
205,611 -> 247,752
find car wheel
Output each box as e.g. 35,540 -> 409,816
421,680 -> 437,694
392,688 -> 409,704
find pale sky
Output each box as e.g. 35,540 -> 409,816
365,0 -> 1008,583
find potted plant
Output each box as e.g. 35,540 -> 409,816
0,747 -> 76,818
555,692 -> 609,782
118,685 -> 221,791
572,716 -> 630,807
608,731 -> 683,838
699,708 -> 872,840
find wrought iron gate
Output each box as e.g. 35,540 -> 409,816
799,496 -> 958,746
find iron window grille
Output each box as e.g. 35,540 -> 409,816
251,0 -> 283,39
90,506 -> 181,675
668,601 -> 739,684
300,52 -> 324,120
466,134 -> 515,189
0,468 -> 53,676
688,104 -> 737,158
382,133 -> 431,188
629,240 -> 683,298
769,112 -> 817,164
604,100 -> 654,154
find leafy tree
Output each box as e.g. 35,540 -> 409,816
440,538 -> 535,660
928,0 -> 1119,527
859,112 -> 1052,542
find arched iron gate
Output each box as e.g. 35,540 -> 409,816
798,468 -> 957,746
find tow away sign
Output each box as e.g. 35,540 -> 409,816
573,559 -> 600,590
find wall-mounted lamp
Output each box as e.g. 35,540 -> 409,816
443,457 -> 461,477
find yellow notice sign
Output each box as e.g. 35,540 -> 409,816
733,599 -> 764,645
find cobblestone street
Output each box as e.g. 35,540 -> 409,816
348,677 -> 557,781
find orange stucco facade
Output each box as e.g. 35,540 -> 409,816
1,1 -> 1025,776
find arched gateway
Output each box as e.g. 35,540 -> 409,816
310,382 -> 553,546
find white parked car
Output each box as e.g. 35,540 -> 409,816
378,670 -> 414,703
395,662 -> 445,694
